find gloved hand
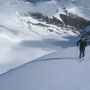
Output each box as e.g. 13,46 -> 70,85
85,46 -> 87,48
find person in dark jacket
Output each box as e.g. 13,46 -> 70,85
77,36 -> 87,59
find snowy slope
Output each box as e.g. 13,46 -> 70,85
0,9 -> 79,74
0,46 -> 90,90
0,0 -> 90,89
81,25 -> 90,43
0,0 -> 89,75
0,0 -> 79,74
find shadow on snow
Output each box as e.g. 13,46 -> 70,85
19,36 -> 78,50
30,57 -> 79,63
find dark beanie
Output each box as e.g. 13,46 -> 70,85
81,36 -> 84,38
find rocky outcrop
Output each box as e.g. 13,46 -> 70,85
28,12 -> 90,33
60,13 -> 90,32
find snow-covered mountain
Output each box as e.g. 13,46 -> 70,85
81,25 -> 90,43
0,1 -> 90,90
26,0 -> 90,19
0,0 -> 73,74
0,0 -> 90,74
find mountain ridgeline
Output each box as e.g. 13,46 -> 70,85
28,12 -> 90,33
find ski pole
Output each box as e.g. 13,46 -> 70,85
75,46 -> 78,57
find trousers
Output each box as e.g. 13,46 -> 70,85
79,48 -> 85,58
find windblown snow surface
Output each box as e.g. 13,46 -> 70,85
0,0 -> 79,74
0,46 -> 90,90
0,0 -> 90,90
